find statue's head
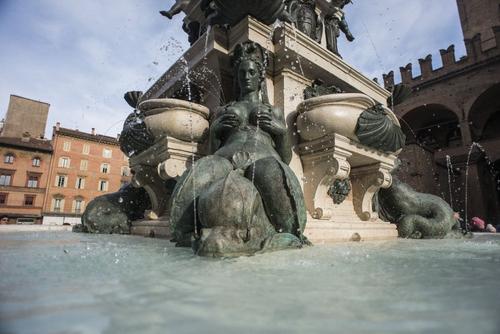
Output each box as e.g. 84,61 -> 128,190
231,41 -> 268,101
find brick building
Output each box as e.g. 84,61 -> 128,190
0,95 -> 52,224
0,137 -> 52,224
383,0 -> 500,224
1,95 -> 50,139
42,124 -> 131,225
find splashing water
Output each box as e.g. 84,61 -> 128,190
464,142 -> 480,230
446,155 -> 454,209
181,57 -> 198,238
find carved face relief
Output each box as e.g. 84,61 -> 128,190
238,60 -> 261,95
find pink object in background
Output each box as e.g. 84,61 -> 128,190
471,217 -> 486,231
485,224 -> 497,233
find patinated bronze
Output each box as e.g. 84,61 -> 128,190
328,179 -> 351,205
170,41 -> 308,257
355,103 -> 406,153
286,0 -> 323,42
200,0 -> 294,27
324,0 -> 355,57
160,0 -> 192,19
377,178 -> 467,239
119,91 -> 155,157
77,184 -> 151,234
303,79 -> 343,100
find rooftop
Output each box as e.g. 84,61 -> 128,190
54,126 -> 120,146
0,136 -> 53,153
9,94 -> 50,106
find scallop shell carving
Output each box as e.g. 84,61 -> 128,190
355,104 -> 406,153
124,91 -> 144,109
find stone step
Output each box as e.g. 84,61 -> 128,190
304,220 -> 398,243
131,219 -> 172,239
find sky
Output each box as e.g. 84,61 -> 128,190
0,0 -> 466,138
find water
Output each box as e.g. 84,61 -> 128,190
446,155 -> 454,209
180,57 -> 198,238
1,232 -> 499,334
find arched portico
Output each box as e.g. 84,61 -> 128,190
468,83 -> 500,141
400,104 -> 462,150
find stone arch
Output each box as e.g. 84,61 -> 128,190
468,83 -> 500,141
400,104 -> 462,149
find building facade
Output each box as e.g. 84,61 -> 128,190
0,95 -> 53,224
0,138 -> 53,224
42,124 -> 131,225
1,95 -> 50,139
384,0 -> 500,224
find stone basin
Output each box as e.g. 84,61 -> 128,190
138,98 -> 209,143
296,93 -> 400,143
1,231 -> 499,333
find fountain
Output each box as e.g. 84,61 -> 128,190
78,0 -> 464,254
4,2 -> 500,333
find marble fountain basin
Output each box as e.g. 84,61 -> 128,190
139,98 -> 210,143
296,93 -> 400,143
1,231 -> 499,334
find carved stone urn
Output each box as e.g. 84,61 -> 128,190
296,93 -> 401,151
139,98 -> 210,143
295,93 -> 401,242
129,98 -> 210,220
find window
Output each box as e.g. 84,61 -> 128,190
56,175 -> 67,188
98,180 -> 108,192
0,173 -> 12,186
102,148 -> 112,158
4,154 -> 14,164
82,144 -> 90,155
0,193 -> 7,205
63,141 -> 71,152
121,166 -> 130,177
76,177 -> 85,189
53,198 -> 63,213
27,175 -> 39,188
80,160 -> 88,171
101,163 -> 110,174
24,195 -> 35,206
74,199 -> 83,214
58,157 -> 70,168
32,157 -> 41,167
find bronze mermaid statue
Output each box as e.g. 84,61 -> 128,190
170,41 -> 308,256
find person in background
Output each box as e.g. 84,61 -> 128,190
471,216 -> 486,231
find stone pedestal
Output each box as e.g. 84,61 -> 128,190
131,218 -> 172,239
299,134 -> 398,243
129,137 -> 203,238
